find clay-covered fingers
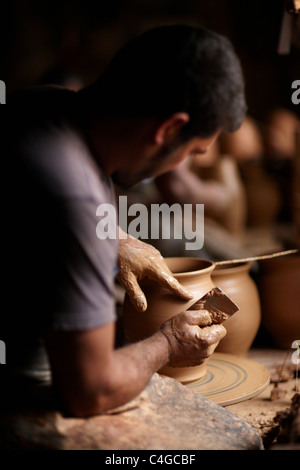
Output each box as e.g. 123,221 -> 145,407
192,324 -> 227,363
198,324 -> 227,351
117,271 -> 148,312
159,311 -> 226,367
183,309 -> 212,327
147,263 -> 193,301
117,234 -> 192,311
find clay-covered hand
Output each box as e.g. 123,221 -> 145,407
117,228 -> 193,312
159,310 -> 226,367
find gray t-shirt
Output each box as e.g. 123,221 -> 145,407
25,123 -> 118,330
2,87 -> 118,384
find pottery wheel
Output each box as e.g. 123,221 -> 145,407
184,352 -> 270,406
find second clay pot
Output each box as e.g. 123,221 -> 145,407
212,261 -> 261,356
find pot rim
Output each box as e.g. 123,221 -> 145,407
164,257 -> 215,277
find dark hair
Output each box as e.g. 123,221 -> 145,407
78,24 -> 246,139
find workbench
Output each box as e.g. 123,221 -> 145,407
225,347 -> 300,449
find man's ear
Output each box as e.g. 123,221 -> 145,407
154,112 -> 190,145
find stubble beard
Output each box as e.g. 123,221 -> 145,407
111,140 -> 183,189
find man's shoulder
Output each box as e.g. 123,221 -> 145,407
20,122 -> 110,202
4,86 -> 110,203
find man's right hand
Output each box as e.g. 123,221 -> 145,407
159,310 -> 226,367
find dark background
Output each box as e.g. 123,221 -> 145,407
1,0 -> 300,121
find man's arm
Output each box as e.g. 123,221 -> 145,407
44,310 -> 225,418
44,322 -> 170,417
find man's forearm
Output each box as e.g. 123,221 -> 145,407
95,330 -> 171,413
45,324 -> 171,418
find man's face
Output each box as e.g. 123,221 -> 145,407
112,133 -> 219,188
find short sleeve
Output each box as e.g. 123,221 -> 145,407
49,198 -> 118,330
10,122 -> 119,333
2,89 -> 119,379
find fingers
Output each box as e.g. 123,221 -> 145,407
162,318 -> 227,367
183,310 -> 212,327
168,311 -> 226,346
118,236 -> 193,305
177,312 -> 226,345
118,272 -> 147,312
147,266 -> 193,301
200,324 -> 227,344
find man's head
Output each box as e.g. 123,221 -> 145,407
78,24 -> 246,186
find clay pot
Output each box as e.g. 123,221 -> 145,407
123,257 -> 216,383
212,262 -> 261,356
258,253 -> 300,348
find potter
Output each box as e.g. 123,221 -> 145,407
3,24 -> 253,451
1,21 -> 267,451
